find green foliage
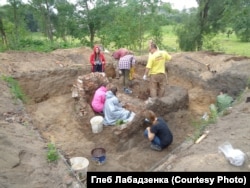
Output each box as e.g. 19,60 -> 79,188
175,23 -> 200,51
160,25 -> 179,52
208,104 -> 218,123
232,6 -> 250,42
234,86 -> 250,106
53,1 -> 77,40
174,11 -> 202,51
19,38 -> 44,48
223,0 -> 250,42
176,0 -> 229,51
234,90 -> 245,104
1,0 -> 250,56
115,119 -> 124,126
190,104 -> 219,141
214,31 -> 250,56
190,118 -> 209,141
1,75 -> 27,103
5,34 -> 81,52
202,34 -> 223,52
47,143 -> 59,162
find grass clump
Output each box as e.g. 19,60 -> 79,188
47,143 -> 59,162
191,118 -> 209,141
208,104 -> 218,123
191,105 -> 218,142
1,75 -> 27,103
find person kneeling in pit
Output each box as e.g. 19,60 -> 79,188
103,86 -> 135,126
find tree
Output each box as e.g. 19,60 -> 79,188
97,0 -> 164,52
176,0 -> 226,51
53,0 -> 77,42
175,12 -> 200,51
5,0 -> 31,49
223,0 -> 250,42
76,0 -> 99,47
0,8 -> 8,48
29,0 -> 56,42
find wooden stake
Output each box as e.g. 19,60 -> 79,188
195,131 -> 209,144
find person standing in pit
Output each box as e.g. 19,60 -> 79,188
118,51 -> 136,94
112,48 -> 130,79
89,45 -> 106,72
143,43 -> 171,98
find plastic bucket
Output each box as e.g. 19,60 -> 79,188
91,148 -> 106,165
70,157 -> 89,181
90,116 -> 103,133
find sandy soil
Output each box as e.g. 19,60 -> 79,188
0,48 -> 249,188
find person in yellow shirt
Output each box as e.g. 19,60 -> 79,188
143,43 -> 171,98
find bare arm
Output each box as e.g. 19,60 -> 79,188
147,127 -> 155,141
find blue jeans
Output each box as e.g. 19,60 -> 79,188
94,64 -> 103,72
144,129 -> 161,147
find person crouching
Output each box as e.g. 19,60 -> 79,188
143,110 -> 173,151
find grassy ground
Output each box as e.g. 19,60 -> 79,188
161,25 -> 180,52
162,25 -> 250,57
214,33 -> 250,57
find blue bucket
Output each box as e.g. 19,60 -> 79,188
91,148 -> 106,165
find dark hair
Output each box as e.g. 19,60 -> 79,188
150,43 -> 158,50
110,86 -> 118,96
94,46 -> 100,56
221,88 -> 228,94
100,82 -> 108,87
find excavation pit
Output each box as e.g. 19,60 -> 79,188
4,48 -> 250,172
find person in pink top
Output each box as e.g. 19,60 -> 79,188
91,83 -> 108,114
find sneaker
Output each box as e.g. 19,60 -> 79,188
150,144 -> 162,151
124,88 -> 132,94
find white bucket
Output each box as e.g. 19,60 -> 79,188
90,116 -> 103,133
70,157 -> 89,181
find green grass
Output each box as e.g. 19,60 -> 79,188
1,75 -> 27,103
47,143 -> 59,162
190,116 -> 216,142
214,33 -> 250,57
161,25 -> 179,52
161,25 -> 250,57
189,104 -> 219,142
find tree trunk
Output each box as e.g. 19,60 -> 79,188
45,0 -> 53,42
0,17 -> 8,47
